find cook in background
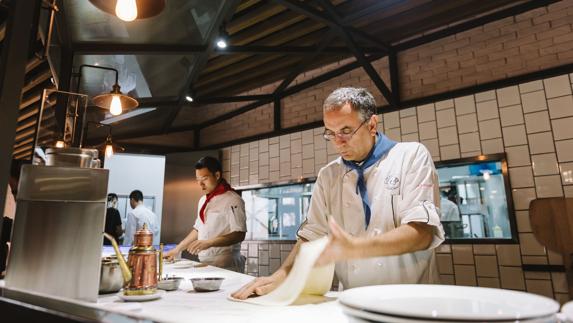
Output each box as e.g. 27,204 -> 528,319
165,157 -> 247,273
233,87 -> 445,299
124,190 -> 160,245
103,193 -> 123,245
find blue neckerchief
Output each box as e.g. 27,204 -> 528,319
342,132 -> 396,228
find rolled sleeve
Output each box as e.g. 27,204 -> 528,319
297,173 -> 329,241
397,144 -> 445,250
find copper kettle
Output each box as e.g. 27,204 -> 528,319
103,224 -> 160,296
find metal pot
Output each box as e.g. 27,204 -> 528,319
99,257 -> 124,294
46,147 -> 100,168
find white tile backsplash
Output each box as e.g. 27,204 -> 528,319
400,115 -> 418,134
436,109 -> 457,128
560,162 -> 573,184
497,86 -> 521,107
475,90 -> 496,102
384,111 -> 400,129
440,144 -> 460,160
477,100 -> 500,121
528,132 -> 555,154
556,139 -> 573,162
512,188 -> 537,210
481,138 -> 504,154
438,126 -> 459,145
454,95 -> 476,115
505,145 -> 531,167
419,121 -> 438,140
509,166 -> 534,188
535,175 -> 564,198
457,114 -> 479,134
502,125 -> 528,147
519,80 -> 544,94
417,103 -> 436,122
459,133 -> 481,153
479,119 -> 502,140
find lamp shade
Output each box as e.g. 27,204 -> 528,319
92,84 -> 139,114
88,0 -> 165,20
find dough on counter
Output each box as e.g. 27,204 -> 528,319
230,237 -> 335,306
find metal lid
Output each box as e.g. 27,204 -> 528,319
46,147 -> 99,158
133,223 -> 154,247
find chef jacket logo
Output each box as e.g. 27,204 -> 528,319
384,176 -> 400,190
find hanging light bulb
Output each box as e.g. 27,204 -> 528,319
115,0 -> 137,22
109,95 -> 123,115
55,140 -> 65,148
105,144 -> 114,158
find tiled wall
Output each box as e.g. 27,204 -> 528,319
235,72 -> 573,303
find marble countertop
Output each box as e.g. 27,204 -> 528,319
2,261 -> 347,323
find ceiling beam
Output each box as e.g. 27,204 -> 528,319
72,42 -> 384,55
161,0 -> 242,132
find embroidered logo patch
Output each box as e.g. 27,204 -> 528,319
384,175 -> 400,190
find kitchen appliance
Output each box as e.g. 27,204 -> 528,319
5,161 -> 109,302
99,257 -> 124,294
104,224 -> 159,296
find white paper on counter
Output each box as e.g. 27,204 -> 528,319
229,237 -> 335,306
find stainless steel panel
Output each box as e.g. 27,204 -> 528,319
6,165 -> 109,302
18,165 -> 108,202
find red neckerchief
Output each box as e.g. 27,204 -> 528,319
199,180 -> 234,223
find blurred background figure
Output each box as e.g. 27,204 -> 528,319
103,193 -> 123,245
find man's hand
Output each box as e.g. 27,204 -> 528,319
187,239 -> 212,255
163,248 -> 179,261
314,218 -> 358,267
231,270 -> 288,300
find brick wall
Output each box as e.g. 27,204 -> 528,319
235,73 -> 573,303
188,1 -> 573,147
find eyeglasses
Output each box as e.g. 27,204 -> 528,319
323,118 -> 370,141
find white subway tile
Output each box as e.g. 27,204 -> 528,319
500,105 -> 524,127
436,108 -> 456,128
457,114 -> 479,134
438,126 -> 458,146
477,100 -> 499,121
535,175 -> 563,198
511,187 -> 536,210
385,128 -> 401,142
417,103 -> 435,122
547,95 -> 573,119
502,125 -> 528,147
519,80 -> 544,94
524,110 -> 551,134
383,111 -> 400,129
440,144 -> 460,160
481,138 -> 504,154
552,117 -> 573,140
421,139 -> 440,158
560,162 -> 573,184
544,75 -> 572,98
515,210 -> 532,232
400,115 -> 418,134
499,266 -> 525,290
496,245 -> 522,266
475,90 -> 496,102
528,132 -> 555,154
505,145 -> 531,167
479,119 -> 502,140
435,99 -> 454,110
520,233 -> 547,256
419,121 -> 438,140
521,90 -> 547,114
531,153 -> 559,176
556,139 -> 573,162
401,132 -> 419,142
459,132 -> 481,153
509,166 -> 534,188
497,86 -> 521,107
454,95 -> 476,116
399,107 -> 416,117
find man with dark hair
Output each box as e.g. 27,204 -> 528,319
165,156 -> 247,273
124,189 -> 159,245
233,87 -> 444,299
103,193 -> 123,245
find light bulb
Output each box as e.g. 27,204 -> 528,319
483,171 -> 491,181
115,0 -> 137,22
110,95 -> 123,115
185,95 -> 194,102
105,144 -> 114,158
55,140 -> 65,148
216,39 -> 227,49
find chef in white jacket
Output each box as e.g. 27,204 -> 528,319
165,156 -> 246,273
233,87 -> 445,299
124,190 -> 160,245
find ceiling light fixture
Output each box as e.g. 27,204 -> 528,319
185,88 -> 196,103
215,25 -> 229,49
88,0 -> 166,22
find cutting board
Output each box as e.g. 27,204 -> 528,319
529,198 -> 573,298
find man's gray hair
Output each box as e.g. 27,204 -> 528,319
323,87 -> 376,121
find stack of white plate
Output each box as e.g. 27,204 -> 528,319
338,284 -> 560,323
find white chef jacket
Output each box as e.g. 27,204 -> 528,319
124,204 -> 160,246
193,190 -> 246,271
440,197 -> 461,221
298,142 -> 445,289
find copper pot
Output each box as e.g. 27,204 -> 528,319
103,223 -> 159,296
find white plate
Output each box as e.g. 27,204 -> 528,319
339,285 -> 559,322
117,289 -> 165,302
561,301 -> 573,322
166,260 -> 195,269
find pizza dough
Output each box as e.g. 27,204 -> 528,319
230,237 -> 335,306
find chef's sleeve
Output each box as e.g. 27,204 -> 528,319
396,144 -> 445,249
227,196 -> 247,232
193,196 -> 205,231
296,171 -> 329,241
124,211 -> 136,246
